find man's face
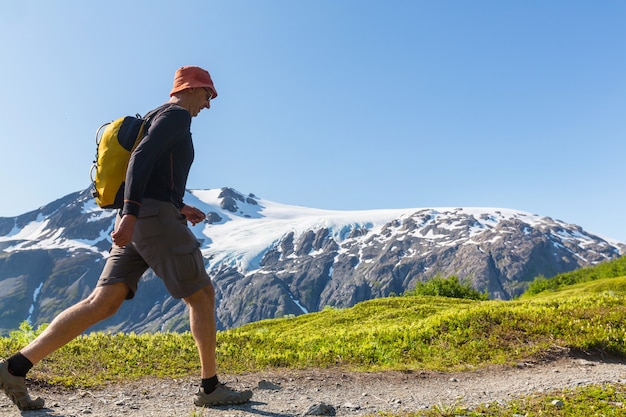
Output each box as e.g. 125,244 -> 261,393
189,88 -> 213,117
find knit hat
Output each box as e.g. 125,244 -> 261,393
169,66 -> 218,98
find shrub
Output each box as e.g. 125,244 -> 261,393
404,275 -> 488,300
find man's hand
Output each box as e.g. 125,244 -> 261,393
111,214 -> 137,247
181,205 -> 206,226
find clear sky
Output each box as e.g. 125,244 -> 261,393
1,1 -> 625,241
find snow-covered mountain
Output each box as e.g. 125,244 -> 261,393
0,187 -> 623,334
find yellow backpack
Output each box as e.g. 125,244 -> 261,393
90,114 -> 148,209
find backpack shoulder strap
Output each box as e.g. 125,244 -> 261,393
135,104 -> 177,146
143,103 -> 177,123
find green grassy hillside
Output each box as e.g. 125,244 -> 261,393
2,276 -> 626,388
523,255 -> 626,296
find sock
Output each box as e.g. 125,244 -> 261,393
202,375 -> 219,394
7,353 -> 33,377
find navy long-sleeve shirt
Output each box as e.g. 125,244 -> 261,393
122,104 -> 194,217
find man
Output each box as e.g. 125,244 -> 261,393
0,66 -> 253,410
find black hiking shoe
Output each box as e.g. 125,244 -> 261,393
194,383 -> 253,406
0,359 -> 45,410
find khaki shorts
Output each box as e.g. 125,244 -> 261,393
97,199 -> 212,299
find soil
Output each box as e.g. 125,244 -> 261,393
1,353 -> 625,417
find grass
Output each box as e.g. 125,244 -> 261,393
218,290 -> 626,373
378,383 -> 626,416
2,258 -> 626,416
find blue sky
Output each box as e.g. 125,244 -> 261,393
1,1 -> 625,241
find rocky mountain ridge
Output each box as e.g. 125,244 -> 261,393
0,187 -> 623,334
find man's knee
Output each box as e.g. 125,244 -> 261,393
184,283 -> 215,307
85,283 -> 128,318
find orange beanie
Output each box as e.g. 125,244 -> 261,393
169,66 -> 218,98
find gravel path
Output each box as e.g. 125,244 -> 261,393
1,356 -> 625,416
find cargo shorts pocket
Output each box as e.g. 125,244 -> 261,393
170,243 -> 203,282
134,203 -> 162,240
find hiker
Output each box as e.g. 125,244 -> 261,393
0,66 -> 253,410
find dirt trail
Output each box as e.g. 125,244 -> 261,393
1,356 -> 625,416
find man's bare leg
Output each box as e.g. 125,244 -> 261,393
184,284 -> 217,379
185,283 -> 253,406
1,283 -> 128,410
21,282 -> 129,364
